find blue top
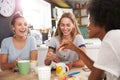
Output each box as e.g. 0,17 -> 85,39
0,36 -> 37,63
48,34 -> 85,63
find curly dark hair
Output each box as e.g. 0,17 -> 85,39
87,0 -> 120,32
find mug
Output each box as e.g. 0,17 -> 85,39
56,62 -> 69,75
30,60 -> 37,72
17,60 -> 30,74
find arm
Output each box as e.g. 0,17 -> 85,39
62,41 -> 94,69
62,41 -> 105,80
45,48 -> 60,65
72,59 -> 85,67
0,54 -> 2,65
0,39 -> 16,70
1,54 -> 17,70
89,67 -> 105,80
45,48 -> 54,65
30,36 -> 38,61
30,50 -> 38,61
72,46 -> 86,67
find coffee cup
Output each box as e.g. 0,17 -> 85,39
30,60 -> 37,72
56,62 -> 69,75
17,60 -> 30,74
37,66 -> 51,80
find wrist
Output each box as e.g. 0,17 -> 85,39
13,61 -> 17,67
45,58 -> 52,65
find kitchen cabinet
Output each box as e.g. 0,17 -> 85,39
73,8 -> 88,26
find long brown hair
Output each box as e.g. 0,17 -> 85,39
54,12 -> 81,42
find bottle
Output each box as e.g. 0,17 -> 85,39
48,28 -> 51,40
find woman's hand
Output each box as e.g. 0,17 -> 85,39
13,58 -> 20,67
66,63 -> 72,69
48,52 -> 60,62
15,58 -> 21,62
45,52 -> 61,65
59,40 -> 77,51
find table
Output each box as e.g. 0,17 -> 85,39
0,67 -> 90,80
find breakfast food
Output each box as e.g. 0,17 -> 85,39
57,46 -> 64,52
67,76 -> 76,80
58,72 -> 67,80
67,76 -> 83,80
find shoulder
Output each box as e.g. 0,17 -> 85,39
49,36 -> 59,47
50,36 -> 59,41
27,36 -> 36,41
73,34 -> 85,46
27,36 -> 34,39
103,30 -> 120,41
2,37 -> 12,43
75,34 -> 83,38
1,37 -> 12,48
26,36 -> 36,44
74,34 -> 84,40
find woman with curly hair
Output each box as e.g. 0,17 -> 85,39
60,0 -> 120,80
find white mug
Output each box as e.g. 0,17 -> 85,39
56,62 -> 69,75
30,60 -> 37,72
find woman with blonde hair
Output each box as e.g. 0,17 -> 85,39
45,12 -> 86,68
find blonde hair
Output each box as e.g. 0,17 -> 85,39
54,12 -> 81,42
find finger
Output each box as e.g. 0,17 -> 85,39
48,52 -> 53,55
54,58 -> 60,62
57,46 -> 65,52
16,58 -> 20,62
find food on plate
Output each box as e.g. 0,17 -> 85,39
67,76 -> 76,80
58,72 -> 67,80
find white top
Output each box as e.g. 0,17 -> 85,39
49,34 -> 85,63
0,36 -> 37,63
94,30 -> 120,80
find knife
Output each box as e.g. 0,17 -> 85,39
67,71 -> 80,76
